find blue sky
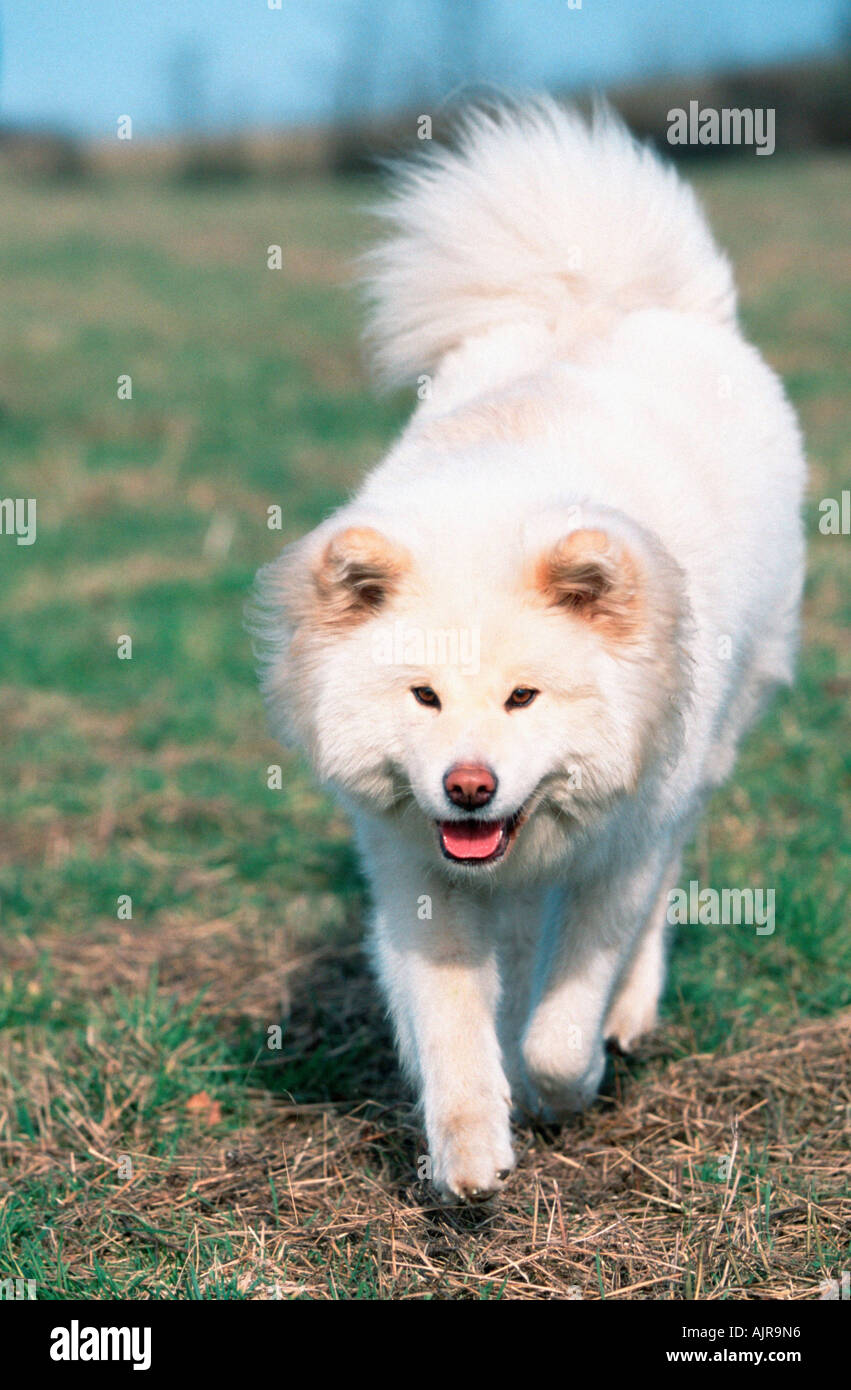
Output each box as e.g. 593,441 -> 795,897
1,0 -> 847,137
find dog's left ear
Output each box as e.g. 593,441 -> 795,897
312,525 -> 410,626
534,527 -> 643,639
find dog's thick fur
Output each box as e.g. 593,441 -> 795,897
252,102 -> 805,1200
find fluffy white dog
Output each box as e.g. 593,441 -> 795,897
252,102 -> 805,1201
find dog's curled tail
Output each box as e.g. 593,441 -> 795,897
363,99 -> 737,386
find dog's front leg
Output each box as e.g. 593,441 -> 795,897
369,864 -> 514,1201
522,848 -> 671,1117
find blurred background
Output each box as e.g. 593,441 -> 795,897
1,0 -> 850,174
0,0 -> 848,1300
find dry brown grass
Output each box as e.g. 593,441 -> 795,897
4,914 -> 849,1300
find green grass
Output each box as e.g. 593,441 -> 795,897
0,157 -> 848,1299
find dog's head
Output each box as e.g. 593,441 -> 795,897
250,502 -> 690,878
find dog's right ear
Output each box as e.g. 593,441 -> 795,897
533,527 -> 644,642
311,525 -> 410,628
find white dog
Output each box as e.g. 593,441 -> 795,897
252,102 -> 805,1201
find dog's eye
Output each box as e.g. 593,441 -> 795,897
505,687 -> 538,710
412,685 -> 441,709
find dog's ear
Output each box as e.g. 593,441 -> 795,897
534,528 -> 643,639
312,525 -> 409,626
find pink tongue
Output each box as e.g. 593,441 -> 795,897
440,820 -> 504,860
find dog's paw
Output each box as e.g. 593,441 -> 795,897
523,1067 -> 602,1120
603,988 -> 658,1054
521,1022 -> 606,1119
429,1115 -> 515,1203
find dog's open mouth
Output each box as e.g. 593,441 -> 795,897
437,811 -> 523,865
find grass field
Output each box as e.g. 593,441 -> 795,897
0,155 -> 848,1299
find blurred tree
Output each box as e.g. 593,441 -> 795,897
437,0 -> 484,88
165,39 -> 209,133
332,0 -> 389,123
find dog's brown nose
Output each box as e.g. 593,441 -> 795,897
443,763 -> 497,810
